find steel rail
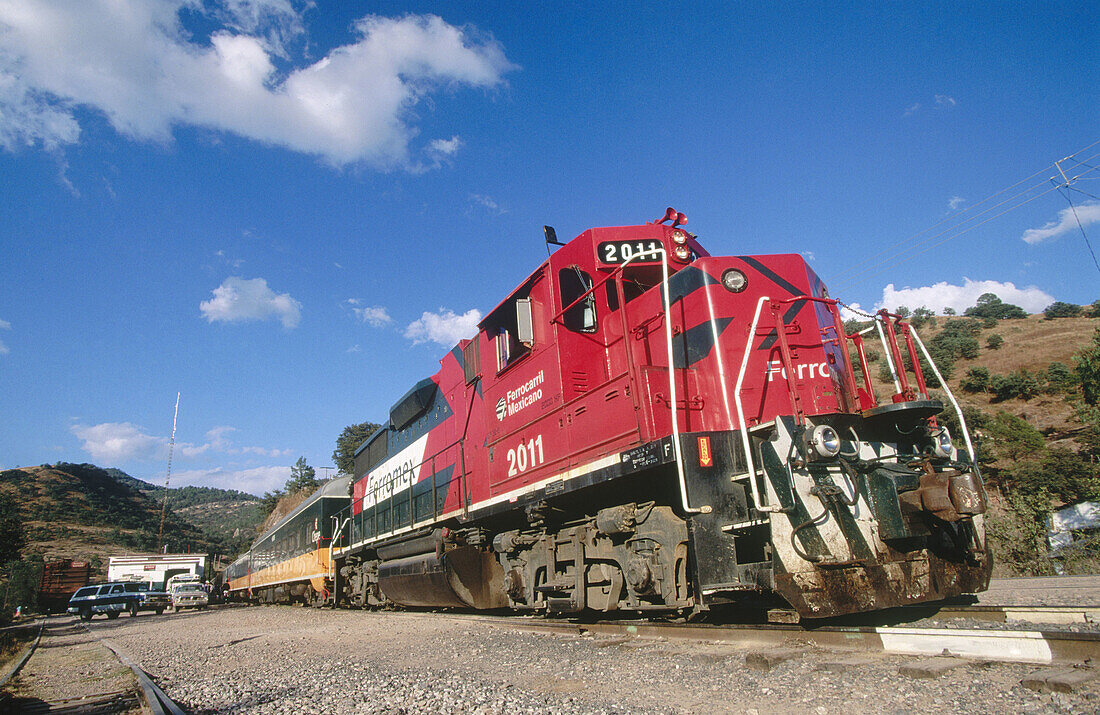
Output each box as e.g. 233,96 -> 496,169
384,609 -> 1100,666
0,618 -> 44,691
80,622 -> 187,715
898,603 -> 1100,626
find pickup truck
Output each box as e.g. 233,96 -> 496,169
165,574 -> 210,611
68,581 -> 170,620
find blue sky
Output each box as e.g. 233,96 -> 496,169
1,1 -> 1097,494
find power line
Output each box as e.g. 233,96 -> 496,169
830,138 -> 1100,285
830,144 -> 1100,294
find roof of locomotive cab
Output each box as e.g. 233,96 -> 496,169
478,221 -> 695,327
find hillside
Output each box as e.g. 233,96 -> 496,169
0,463 -> 215,576
924,314 -> 1095,438
106,471 -> 262,553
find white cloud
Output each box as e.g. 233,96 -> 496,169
468,193 -> 505,214
0,317 -> 8,354
838,302 -> 872,322
73,420 -> 288,462
879,278 -> 1054,315
935,94 -> 957,107
948,196 -> 965,210
404,307 -> 481,346
346,301 -> 392,327
903,103 -> 921,117
200,276 -> 301,328
71,422 -> 166,462
424,135 -> 462,167
1021,202 -> 1100,244
170,465 -> 291,495
0,2 -> 516,167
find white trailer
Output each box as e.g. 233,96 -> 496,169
107,554 -> 208,589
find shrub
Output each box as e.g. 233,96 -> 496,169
986,334 -> 1004,350
961,366 -> 991,393
990,370 -> 1041,401
984,411 -> 1045,460
1045,362 -> 1077,394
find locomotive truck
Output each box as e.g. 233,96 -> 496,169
229,208 -> 991,619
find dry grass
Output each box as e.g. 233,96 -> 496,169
917,314 -> 1097,435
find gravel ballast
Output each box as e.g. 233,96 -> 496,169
87,605 -> 1099,714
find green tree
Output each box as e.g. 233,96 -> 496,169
1044,362 -> 1076,394
960,366 -> 991,393
1075,328 -> 1100,406
286,457 -> 318,494
989,370 -> 1041,401
259,489 -> 285,517
332,421 -> 381,474
964,293 -> 1028,320
1044,301 -> 1083,320
943,307 -> 957,316
984,411 -> 1045,461
986,333 -> 1004,350
0,493 -> 24,565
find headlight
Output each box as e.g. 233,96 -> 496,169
673,245 -> 691,261
721,269 -> 747,292
933,427 -> 953,458
671,229 -> 688,245
810,424 -> 841,458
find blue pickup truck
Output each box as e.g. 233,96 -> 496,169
67,581 -> 170,620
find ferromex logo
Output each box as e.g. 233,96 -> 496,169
766,359 -> 830,381
496,370 -> 545,421
361,433 -> 429,509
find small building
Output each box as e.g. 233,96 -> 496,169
107,554 -> 209,589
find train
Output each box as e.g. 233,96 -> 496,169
228,208 -> 992,620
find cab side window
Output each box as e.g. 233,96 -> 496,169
494,299 -> 534,372
559,267 -> 596,332
110,584 -> 124,594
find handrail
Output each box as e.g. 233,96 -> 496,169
603,248 -> 702,515
734,296 -> 783,513
909,328 -> 978,466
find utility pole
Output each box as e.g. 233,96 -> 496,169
157,392 -> 180,552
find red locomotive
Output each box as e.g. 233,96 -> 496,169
232,208 -> 992,619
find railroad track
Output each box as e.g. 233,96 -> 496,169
417,609 -> 1100,666
898,603 -> 1100,625
0,617 -> 186,714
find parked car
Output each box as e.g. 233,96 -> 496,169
67,581 -> 169,620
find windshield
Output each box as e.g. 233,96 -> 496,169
73,587 -> 97,598
177,584 -> 205,592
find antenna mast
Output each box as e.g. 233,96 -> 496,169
157,392 -> 180,552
